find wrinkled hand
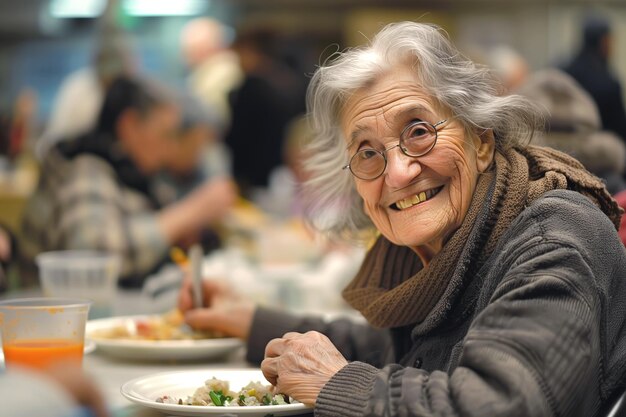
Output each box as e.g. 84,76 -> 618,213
45,363 -> 109,417
177,277 -> 254,339
261,331 -> 348,405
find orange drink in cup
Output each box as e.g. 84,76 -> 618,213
0,298 -> 91,371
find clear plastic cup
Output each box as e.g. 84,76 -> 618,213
36,250 -> 120,319
0,297 -> 91,371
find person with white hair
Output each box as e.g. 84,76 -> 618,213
485,45 -> 529,93
179,17 -> 243,130
178,22 -> 626,416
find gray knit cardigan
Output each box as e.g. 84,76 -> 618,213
246,189 -> 626,417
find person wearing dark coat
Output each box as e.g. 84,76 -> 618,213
225,27 -> 305,196
563,13 -> 626,147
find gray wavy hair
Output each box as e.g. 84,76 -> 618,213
302,21 -> 543,241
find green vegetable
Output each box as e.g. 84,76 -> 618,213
209,390 -> 223,406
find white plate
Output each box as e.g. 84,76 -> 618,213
0,339 -> 96,363
121,368 -> 312,416
86,315 -> 243,361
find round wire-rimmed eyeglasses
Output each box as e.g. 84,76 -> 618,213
342,119 -> 448,180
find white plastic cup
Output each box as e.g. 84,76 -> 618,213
36,250 -> 120,319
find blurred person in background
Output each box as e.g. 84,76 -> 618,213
6,88 -> 39,160
0,224 -> 17,293
518,68 -> 626,194
179,17 -> 243,131
36,24 -> 137,159
20,75 -> 237,288
152,91 -> 233,252
0,89 -> 39,164
256,114 -> 312,218
485,45 -> 530,93
563,12 -> 626,148
154,91 -> 231,199
178,22 -> 626,416
225,26 -> 305,198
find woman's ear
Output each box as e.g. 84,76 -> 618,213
474,128 -> 495,173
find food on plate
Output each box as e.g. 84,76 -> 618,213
156,376 -> 297,407
89,309 -> 224,340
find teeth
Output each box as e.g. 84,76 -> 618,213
395,188 -> 439,210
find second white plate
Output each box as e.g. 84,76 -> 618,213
86,315 -> 243,361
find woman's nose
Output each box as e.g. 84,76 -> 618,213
384,148 -> 422,188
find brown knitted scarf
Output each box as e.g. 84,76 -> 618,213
342,146 -> 622,329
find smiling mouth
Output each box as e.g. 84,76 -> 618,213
391,186 -> 444,210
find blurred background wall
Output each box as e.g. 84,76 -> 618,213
0,0 -> 625,123
0,0 -> 624,288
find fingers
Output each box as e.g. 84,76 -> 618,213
265,332 -> 314,357
260,331 -> 348,405
184,301 -> 254,339
262,334 -> 301,389
261,357 -> 278,386
202,279 -> 227,297
184,309 -> 224,330
180,278 -> 254,339
265,332 -> 310,359
178,278 -> 228,313
264,337 -> 288,358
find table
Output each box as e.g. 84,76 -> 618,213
0,288 -> 257,417
1,243 -> 364,416
86,344 -> 253,417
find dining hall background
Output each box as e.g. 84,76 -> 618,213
0,0 -> 626,302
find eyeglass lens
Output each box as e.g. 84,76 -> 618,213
348,121 -> 437,180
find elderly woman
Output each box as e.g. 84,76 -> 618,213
179,22 -> 626,416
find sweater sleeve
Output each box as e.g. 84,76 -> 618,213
315,239 -> 600,417
246,308 -> 392,367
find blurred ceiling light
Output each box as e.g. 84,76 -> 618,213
50,0 -> 106,18
49,0 -> 208,18
124,0 -> 208,16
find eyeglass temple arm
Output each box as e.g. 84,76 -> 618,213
433,119 -> 447,128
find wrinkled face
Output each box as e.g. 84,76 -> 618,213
341,66 -> 494,261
